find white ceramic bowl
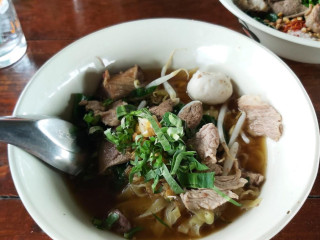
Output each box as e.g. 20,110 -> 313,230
9,19 -> 319,240
220,0 -> 320,64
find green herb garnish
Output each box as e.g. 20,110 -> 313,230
152,213 -> 170,228
92,212 -> 120,230
302,0 -> 320,6
129,86 -> 157,98
177,172 -> 215,189
124,226 -> 143,239
212,186 -> 242,207
83,111 -> 100,126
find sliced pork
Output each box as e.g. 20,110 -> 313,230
178,101 -> 203,129
102,65 -> 145,100
268,0 -> 308,16
235,0 -> 269,12
149,99 -> 175,120
305,4 -> 320,33
215,170 -> 248,190
79,100 -> 105,114
238,95 -> 283,141
99,100 -> 127,126
98,140 -> 132,174
180,189 -> 238,211
189,123 -> 220,168
242,171 -> 265,187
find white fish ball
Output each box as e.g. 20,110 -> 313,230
187,70 -> 233,105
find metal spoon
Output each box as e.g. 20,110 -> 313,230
0,116 -> 86,175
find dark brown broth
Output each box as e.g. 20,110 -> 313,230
66,68 -> 266,239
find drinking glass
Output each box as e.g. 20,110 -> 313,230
0,0 -> 27,68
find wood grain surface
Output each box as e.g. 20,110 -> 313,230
0,0 -> 319,239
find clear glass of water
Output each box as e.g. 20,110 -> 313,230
0,0 -> 27,68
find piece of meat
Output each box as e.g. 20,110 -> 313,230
178,101 -> 203,129
98,140 -> 132,174
235,0 -> 269,12
305,4 -> 320,33
208,163 -> 223,175
79,99 -> 127,126
108,209 -> 132,234
189,123 -> 219,166
79,100 -> 105,114
238,95 -> 283,141
102,65 -> 145,100
215,169 -> 248,190
149,99 -> 175,120
268,0 -> 308,16
99,100 -> 127,127
180,189 -> 238,211
242,171 -> 265,186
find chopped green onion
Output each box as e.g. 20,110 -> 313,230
161,112 -> 183,127
103,99 -> 114,107
152,213 -> 170,228
187,157 -> 209,171
161,164 -> 184,194
83,111 -> 100,126
124,226 -> 143,239
104,129 -> 118,145
88,126 -> 104,134
116,105 -> 137,119
177,172 -> 215,189
104,212 -> 120,230
92,212 -> 120,230
129,86 -> 157,98
133,109 -> 172,151
171,151 -> 196,175
212,185 -> 242,207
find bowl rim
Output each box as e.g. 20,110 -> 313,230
8,18 -> 320,240
219,0 -> 320,48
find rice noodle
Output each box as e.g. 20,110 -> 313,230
228,111 -> 246,147
239,189 -> 260,200
222,142 -> 239,176
177,214 -> 206,236
164,202 -> 181,227
240,198 -> 262,210
130,183 -> 149,197
138,198 -> 168,218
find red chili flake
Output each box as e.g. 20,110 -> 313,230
282,19 -> 305,33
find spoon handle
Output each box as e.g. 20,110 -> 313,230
0,116 -> 40,153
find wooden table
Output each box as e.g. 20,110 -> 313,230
0,0 -> 319,239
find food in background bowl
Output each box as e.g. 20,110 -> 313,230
234,0 -> 320,41
220,0 -> 320,63
69,54 -> 283,239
